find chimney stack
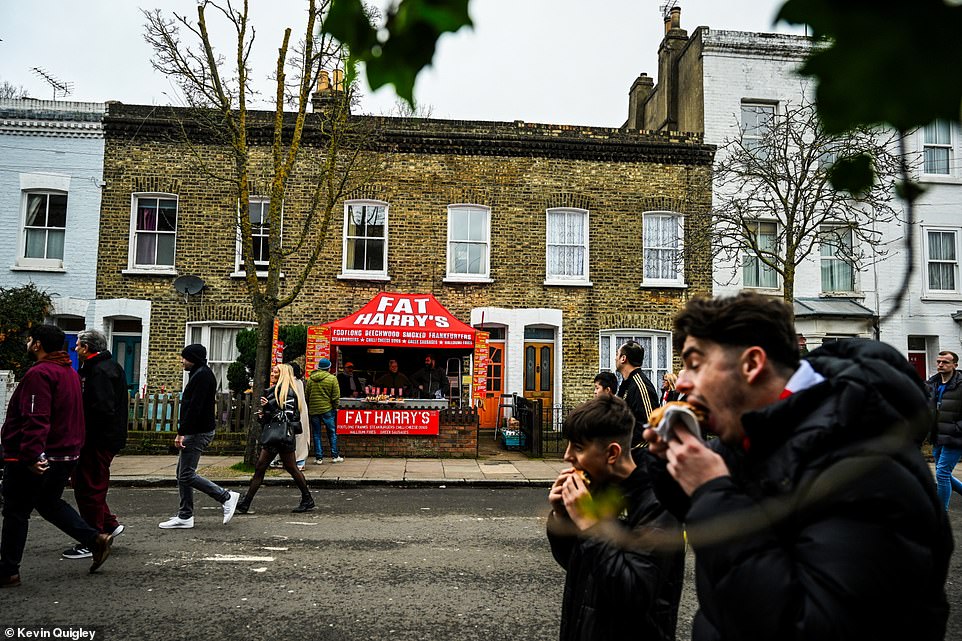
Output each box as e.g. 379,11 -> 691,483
670,6 -> 681,30
311,69 -> 350,115
627,73 -> 655,129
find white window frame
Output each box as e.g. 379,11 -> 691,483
743,220 -> 780,290
233,197 -> 280,277
922,120 -> 952,177
184,321 -> 256,393
641,211 -> 685,287
127,193 -> 178,274
19,190 -> 68,270
445,204 -> 492,283
599,330 -> 672,388
339,199 -> 389,281
741,102 -> 776,156
922,226 -> 961,298
545,207 -> 590,286
819,225 -> 856,294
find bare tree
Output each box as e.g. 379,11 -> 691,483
711,100 -> 904,304
143,0 -> 382,463
0,80 -> 29,99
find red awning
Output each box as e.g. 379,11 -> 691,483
325,292 -> 476,349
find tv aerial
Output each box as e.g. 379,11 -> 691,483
173,275 -> 206,303
31,67 -> 74,100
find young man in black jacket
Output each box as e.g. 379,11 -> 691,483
547,395 -> 684,641
158,344 -> 239,529
615,341 -> 660,452
927,350 -> 962,510
61,330 -> 129,560
643,292 -> 951,641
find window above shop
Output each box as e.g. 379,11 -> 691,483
340,200 -> 389,281
445,204 -> 492,283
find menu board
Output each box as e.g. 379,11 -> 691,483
306,325 -> 330,374
472,331 -> 489,404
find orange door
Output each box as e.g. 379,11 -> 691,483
478,342 -> 505,429
523,342 -> 554,413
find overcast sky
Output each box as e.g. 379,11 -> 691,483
0,0 -> 803,127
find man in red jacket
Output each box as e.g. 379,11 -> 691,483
0,325 -> 113,587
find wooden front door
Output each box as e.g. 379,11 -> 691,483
523,342 -> 554,410
478,342 -> 505,429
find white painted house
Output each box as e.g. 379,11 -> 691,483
626,8 -> 954,379
0,99 -> 150,391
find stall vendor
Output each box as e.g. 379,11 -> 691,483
373,359 -> 411,397
412,353 -> 448,399
338,362 -> 364,398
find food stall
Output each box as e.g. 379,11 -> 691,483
312,292 -> 482,458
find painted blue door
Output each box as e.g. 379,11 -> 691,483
112,335 -> 141,396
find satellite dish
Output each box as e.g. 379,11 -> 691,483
173,275 -> 205,301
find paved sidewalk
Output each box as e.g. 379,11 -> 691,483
110,454 -> 568,487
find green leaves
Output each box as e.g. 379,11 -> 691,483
778,0 -> 962,134
828,153 -> 874,196
323,0 -> 473,106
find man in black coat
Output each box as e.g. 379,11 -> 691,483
411,354 -> 448,399
337,361 -> 364,398
643,292 -> 952,641
158,344 -> 238,529
61,330 -> 129,561
927,350 -> 962,510
547,395 -> 684,641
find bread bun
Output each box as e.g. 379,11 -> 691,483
647,400 -> 705,426
573,469 -> 591,486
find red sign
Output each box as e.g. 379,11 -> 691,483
326,293 -> 476,349
337,409 -> 440,435
306,325 -> 329,374
473,331 -> 489,403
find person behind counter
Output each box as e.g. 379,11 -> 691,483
412,353 -> 448,399
374,359 -> 411,397
337,362 -> 364,398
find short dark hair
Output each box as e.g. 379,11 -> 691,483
618,341 -> 645,367
593,371 -> 618,393
29,324 -> 66,353
562,395 -> 635,448
674,292 -> 800,371
939,351 -> 959,364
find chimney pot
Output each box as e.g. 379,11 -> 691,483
670,6 -> 681,30
317,70 -> 331,92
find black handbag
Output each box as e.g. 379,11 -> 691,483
259,416 -> 295,450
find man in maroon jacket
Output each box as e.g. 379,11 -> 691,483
0,325 -> 112,587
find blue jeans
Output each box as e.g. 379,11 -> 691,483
311,411 -> 339,459
932,443 -> 962,511
176,431 -> 230,519
1,460 -> 100,576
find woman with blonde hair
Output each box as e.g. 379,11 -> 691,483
660,372 -> 679,406
237,363 -> 315,514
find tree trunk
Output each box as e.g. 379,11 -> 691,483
245,307 -> 276,465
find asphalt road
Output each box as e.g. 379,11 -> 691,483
2,486 -> 961,641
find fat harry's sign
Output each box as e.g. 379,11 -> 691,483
326,293 -> 476,349
338,408 -> 440,436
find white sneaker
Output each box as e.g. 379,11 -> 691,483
159,516 -> 194,529
109,524 -> 126,538
223,491 -> 241,524
332,456 -> 344,463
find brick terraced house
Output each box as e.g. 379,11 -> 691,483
98,95 -> 713,430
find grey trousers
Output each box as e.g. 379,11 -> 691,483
176,431 -> 229,519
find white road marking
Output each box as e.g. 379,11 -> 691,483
200,555 -> 275,562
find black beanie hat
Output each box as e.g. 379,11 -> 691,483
181,343 -> 207,364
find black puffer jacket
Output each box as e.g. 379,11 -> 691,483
927,370 -> 962,448
547,457 -> 685,641
663,339 -> 951,641
78,351 -> 129,452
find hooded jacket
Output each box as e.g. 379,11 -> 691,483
926,369 -> 962,448
305,369 -> 340,415
655,339 -> 952,641
1,353 -> 85,463
78,350 -> 129,452
547,458 -> 685,641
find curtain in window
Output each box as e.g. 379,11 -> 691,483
928,231 -> 957,290
643,215 -> 681,280
547,210 -> 586,277
820,228 -> 854,291
744,223 -> 778,288
924,121 -> 951,174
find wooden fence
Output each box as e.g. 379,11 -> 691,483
128,392 -> 256,433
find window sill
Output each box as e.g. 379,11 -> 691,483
921,293 -> 962,302
443,276 -> 494,284
544,279 -> 592,287
230,271 -> 284,279
742,286 -> 783,295
819,291 -> 863,299
918,175 -> 962,185
122,268 -> 178,276
337,273 -> 391,282
639,282 -> 687,290
10,264 -> 65,273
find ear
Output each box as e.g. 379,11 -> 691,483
740,346 -> 768,384
605,441 -> 622,465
